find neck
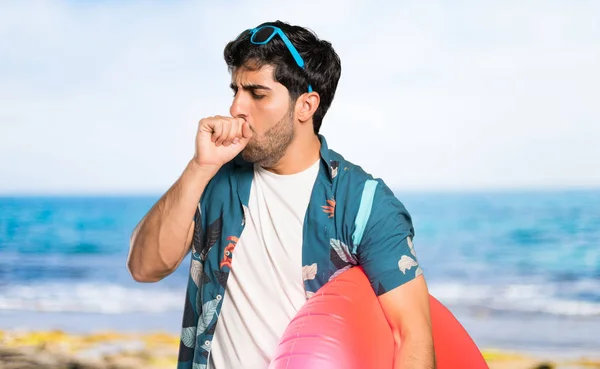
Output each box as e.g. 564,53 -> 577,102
262,132 -> 321,175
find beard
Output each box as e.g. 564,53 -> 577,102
241,107 -> 295,167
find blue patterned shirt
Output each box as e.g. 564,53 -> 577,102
176,135 -> 422,368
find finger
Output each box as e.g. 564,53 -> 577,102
237,122 -> 253,147
199,117 -> 214,134
241,121 -> 253,140
215,119 -> 231,146
210,119 -> 223,143
232,118 -> 246,144
223,119 -> 240,146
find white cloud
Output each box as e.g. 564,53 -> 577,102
0,0 -> 598,194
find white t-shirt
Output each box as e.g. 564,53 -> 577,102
208,159 -> 320,369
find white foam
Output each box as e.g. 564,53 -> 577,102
428,281 -> 600,317
2,280 -> 600,317
0,283 -> 185,314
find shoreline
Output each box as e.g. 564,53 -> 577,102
1,329 -> 599,369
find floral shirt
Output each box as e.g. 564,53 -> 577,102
176,135 -> 423,368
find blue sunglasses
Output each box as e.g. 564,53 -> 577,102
241,25 -> 313,93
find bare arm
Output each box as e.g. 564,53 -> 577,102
127,115 -> 253,283
357,179 -> 435,368
127,159 -> 216,282
378,275 -> 436,369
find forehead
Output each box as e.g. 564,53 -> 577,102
231,64 -> 277,86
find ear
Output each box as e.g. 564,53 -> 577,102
295,91 -> 320,123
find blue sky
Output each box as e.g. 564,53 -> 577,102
1,1 -> 599,194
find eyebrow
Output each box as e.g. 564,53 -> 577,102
229,83 -> 272,92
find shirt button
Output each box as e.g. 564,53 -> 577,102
216,294 -> 222,301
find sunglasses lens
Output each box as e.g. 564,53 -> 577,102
252,27 -> 274,43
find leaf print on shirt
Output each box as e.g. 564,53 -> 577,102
201,270 -> 211,285
202,214 -> 222,261
192,205 -> 204,256
190,259 -> 203,287
330,160 -> 339,179
181,326 -> 196,348
178,286 -> 197,362
197,297 -> 220,335
214,270 -> 228,288
206,320 -> 217,336
321,198 -> 336,218
220,236 -> 238,269
192,363 -> 207,369
407,236 -> 417,258
330,239 -> 358,265
406,236 -> 424,277
177,341 -> 194,363
181,290 -> 196,328
398,255 -> 418,274
302,263 -> 317,281
329,264 -> 353,281
416,266 -> 424,277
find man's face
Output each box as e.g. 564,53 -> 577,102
229,64 -> 295,167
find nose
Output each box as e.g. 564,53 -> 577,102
229,93 -> 248,120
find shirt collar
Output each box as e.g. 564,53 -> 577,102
317,134 -> 335,184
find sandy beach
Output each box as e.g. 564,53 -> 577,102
1,329 -> 599,369
0,330 -> 178,369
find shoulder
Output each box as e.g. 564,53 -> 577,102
327,148 -> 397,203
326,146 -> 412,234
327,148 -> 373,185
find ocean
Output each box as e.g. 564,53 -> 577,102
1,190 -> 599,354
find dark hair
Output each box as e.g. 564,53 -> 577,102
224,20 -> 342,134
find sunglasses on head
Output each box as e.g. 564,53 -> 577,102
238,25 -> 313,93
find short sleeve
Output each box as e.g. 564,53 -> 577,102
356,179 -> 423,296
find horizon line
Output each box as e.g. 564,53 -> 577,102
1,184 -> 599,198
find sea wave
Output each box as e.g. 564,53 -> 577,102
429,280 -> 600,317
0,283 -> 185,314
2,279 -> 600,317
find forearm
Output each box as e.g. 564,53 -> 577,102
127,159 -> 215,282
393,331 -> 436,369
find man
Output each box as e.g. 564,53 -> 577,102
127,21 -> 435,369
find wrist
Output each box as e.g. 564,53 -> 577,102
187,158 -> 220,182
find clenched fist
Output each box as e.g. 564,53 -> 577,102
192,115 -> 253,173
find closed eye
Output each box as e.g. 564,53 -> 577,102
231,89 -> 266,100
230,82 -> 270,100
